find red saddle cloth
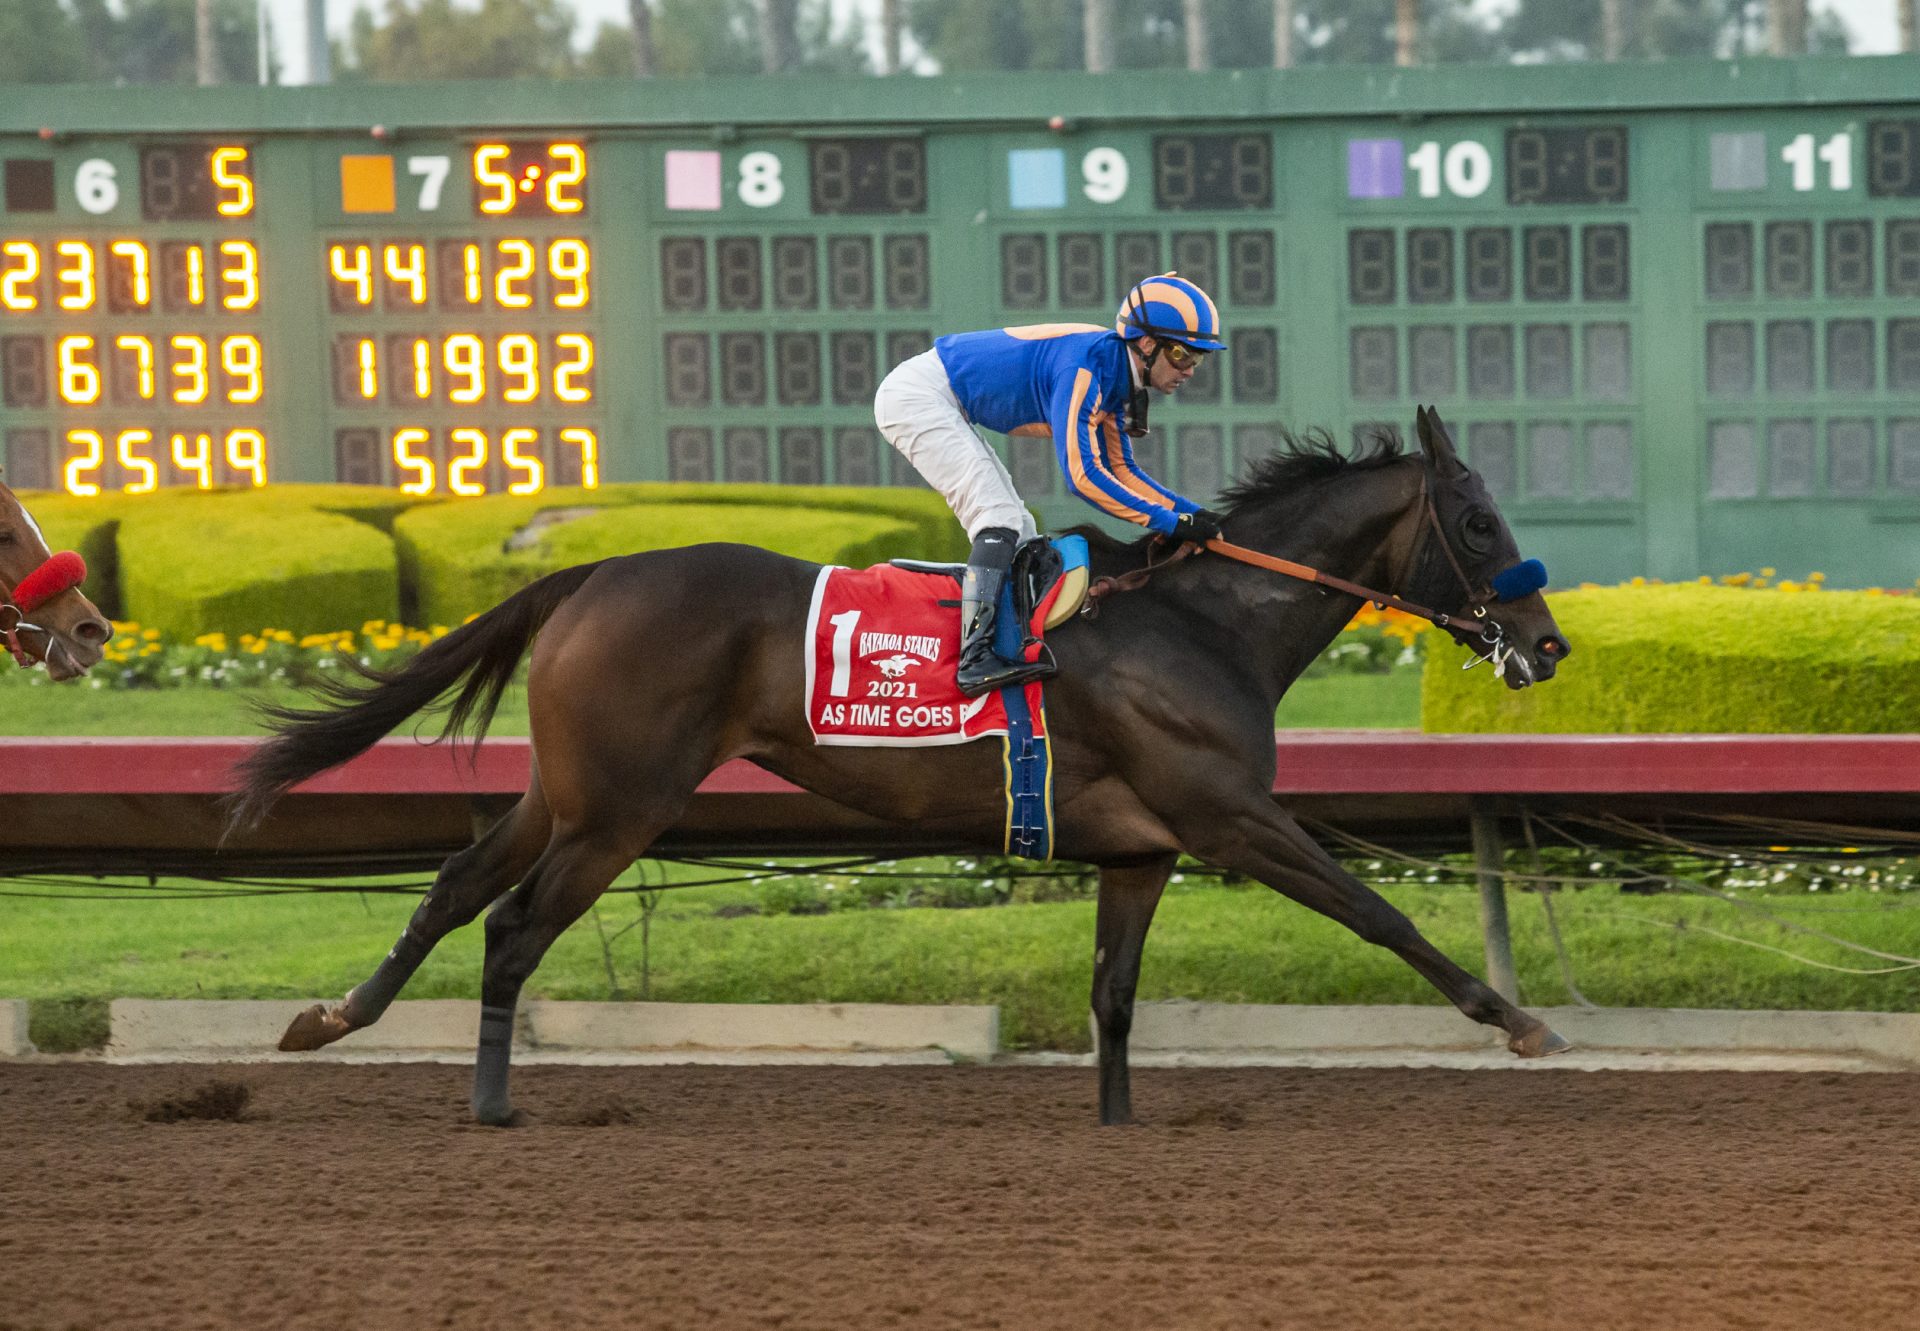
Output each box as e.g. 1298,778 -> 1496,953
805,564 -> 1047,747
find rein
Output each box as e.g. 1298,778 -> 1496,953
1081,472 -> 1538,671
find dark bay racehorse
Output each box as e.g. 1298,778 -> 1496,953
229,408 -> 1573,1126
0,475 -> 109,679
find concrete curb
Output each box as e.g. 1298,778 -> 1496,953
0,1000 -> 30,1057
102,998 -> 999,1063
1124,1002 -> 1920,1069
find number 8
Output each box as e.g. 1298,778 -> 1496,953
738,151 -> 784,208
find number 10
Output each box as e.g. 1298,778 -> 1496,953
1406,141 -> 1493,199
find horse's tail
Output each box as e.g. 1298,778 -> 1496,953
222,560 -> 607,834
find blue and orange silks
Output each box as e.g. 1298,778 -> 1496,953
933,325 -> 1201,536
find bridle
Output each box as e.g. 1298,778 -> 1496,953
2,548 -> 89,668
1084,466 -> 1546,677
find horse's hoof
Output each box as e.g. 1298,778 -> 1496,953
278,1003 -> 353,1052
1510,1024 -> 1573,1059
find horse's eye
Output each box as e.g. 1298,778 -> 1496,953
1460,510 -> 1496,554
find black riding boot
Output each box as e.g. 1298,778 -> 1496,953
955,528 -> 1056,698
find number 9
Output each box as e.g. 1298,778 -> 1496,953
1082,147 -> 1129,204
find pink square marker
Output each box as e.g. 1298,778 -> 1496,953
665,150 -> 723,211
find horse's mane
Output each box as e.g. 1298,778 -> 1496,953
1216,426 -> 1406,515
1063,425 -> 1409,562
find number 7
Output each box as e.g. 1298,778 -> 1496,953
408,156 -> 451,211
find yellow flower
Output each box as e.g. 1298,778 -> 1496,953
141,628 -> 162,640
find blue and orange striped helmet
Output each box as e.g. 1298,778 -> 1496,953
1114,272 -> 1227,352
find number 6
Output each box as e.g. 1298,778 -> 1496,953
75,159 -> 119,215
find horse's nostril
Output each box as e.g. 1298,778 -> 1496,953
1537,634 -> 1569,660
74,618 -> 111,645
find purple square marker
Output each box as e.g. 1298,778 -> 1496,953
1347,139 -> 1404,200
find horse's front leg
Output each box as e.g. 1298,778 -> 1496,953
1092,856 -> 1176,1126
1170,792 -> 1569,1058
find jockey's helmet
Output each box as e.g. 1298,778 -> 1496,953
1114,273 -> 1227,352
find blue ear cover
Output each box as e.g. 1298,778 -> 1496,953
1490,558 -> 1547,602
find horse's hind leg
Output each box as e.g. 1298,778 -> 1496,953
469,827 -> 640,1126
1091,856 -> 1175,1126
278,781 -> 552,1052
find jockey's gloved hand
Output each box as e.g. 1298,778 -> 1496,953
1169,508 -> 1225,546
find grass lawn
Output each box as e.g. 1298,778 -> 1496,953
13,869 -> 1920,1051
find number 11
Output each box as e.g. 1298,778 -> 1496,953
1781,132 -> 1852,192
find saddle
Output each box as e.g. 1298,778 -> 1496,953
890,533 -> 1091,634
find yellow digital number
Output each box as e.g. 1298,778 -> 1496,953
171,432 -> 214,489
108,240 -> 153,308
407,337 -> 434,401
354,338 -> 378,400
503,427 -> 543,495
211,146 -> 253,217
558,427 -> 599,489
2,241 -> 40,311
57,335 -> 100,404
221,335 -> 263,404
448,427 -> 488,497
114,335 -> 156,400
329,243 -> 373,306
548,239 -> 590,309
225,428 -> 267,487
546,142 -> 586,213
495,239 -> 535,309
117,428 -> 157,494
444,333 -> 485,403
474,144 -> 515,216
393,427 -> 434,494
461,243 -> 483,304
177,243 -> 207,307
498,333 -> 539,403
55,240 -> 95,312
218,240 -> 259,310
553,333 -> 593,403
64,429 -> 105,497
169,335 -> 209,404
383,243 -> 426,306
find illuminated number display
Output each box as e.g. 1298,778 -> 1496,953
471,141 -> 589,217
0,138 -> 270,495
807,138 -> 926,215
315,141 -> 599,495
140,144 -> 255,220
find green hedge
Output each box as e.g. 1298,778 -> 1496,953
115,490 -> 400,637
17,481 -> 966,634
395,483 -> 967,625
1422,584 -> 1920,733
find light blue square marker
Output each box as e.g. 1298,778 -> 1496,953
1008,148 -> 1067,210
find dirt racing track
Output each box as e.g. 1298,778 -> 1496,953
3,1063 -> 1917,1331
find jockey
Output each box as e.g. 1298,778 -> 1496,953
874,273 -> 1229,696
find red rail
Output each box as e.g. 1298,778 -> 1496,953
12,732 -> 1920,796
7,733 -> 1918,873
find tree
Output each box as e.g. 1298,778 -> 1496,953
585,0 -> 864,79
1498,0 -> 1849,61
0,0 -> 97,84
339,0 -> 578,81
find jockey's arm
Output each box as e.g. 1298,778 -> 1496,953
1048,365 -> 1197,535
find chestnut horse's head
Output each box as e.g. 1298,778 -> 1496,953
0,477 -> 110,680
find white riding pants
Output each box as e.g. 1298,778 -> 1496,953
874,349 -> 1038,544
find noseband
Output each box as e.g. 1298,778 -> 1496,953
3,549 -> 88,667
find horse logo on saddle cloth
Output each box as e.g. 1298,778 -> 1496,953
804,535 -> 1091,861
